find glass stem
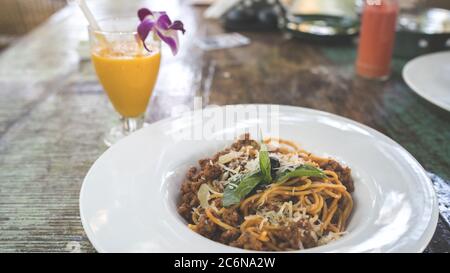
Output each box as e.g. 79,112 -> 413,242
121,115 -> 145,135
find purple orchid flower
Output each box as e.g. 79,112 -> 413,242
137,8 -> 185,55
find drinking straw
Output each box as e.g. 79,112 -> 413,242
74,0 -> 110,48
75,0 -> 101,31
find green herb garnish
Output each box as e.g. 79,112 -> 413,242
222,138 -> 271,207
276,165 -> 326,184
259,143 -> 272,183
222,172 -> 263,207
222,136 -> 326,207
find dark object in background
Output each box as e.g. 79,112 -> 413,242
222,0 -> 358,43
222,0 -> 450,50
394,8 -> 450,58
222,0 -> 284,31
281,0 -> 359,43
283,14 -> 359,43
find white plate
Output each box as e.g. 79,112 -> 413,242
79,105 -> 438,253
403,51 -> 450,112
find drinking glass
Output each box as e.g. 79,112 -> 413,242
88,17 -> 161,146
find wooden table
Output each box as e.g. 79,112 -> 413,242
0,1 -> 449,253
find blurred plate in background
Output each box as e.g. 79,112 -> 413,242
403,51 -> 450,112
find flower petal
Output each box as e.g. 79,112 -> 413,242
156,13 -> 172,30
170,20 -> 185,34
156,29 -> 180,55
137,8 -> 185,55
137,18 -> 155,42
138,8 -> 152,21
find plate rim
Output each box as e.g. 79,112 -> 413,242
403,51 -> 450,112
79,104 -> 439,253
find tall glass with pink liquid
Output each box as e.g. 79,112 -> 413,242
356,0 -> 399,80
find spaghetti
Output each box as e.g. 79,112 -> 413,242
177,134 -> 354,251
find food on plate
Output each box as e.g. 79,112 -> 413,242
177,134 -> 354,251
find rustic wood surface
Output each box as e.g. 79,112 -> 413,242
0,0 -> 449,253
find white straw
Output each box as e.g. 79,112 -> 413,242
75,0 -> 101,31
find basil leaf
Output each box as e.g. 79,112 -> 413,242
259,143 -> 272,183
223,172 -> 263,207
276,165 -> 326,184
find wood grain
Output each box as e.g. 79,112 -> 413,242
0,0 -> 448,252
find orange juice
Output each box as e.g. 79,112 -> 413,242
92,44 -> 161,117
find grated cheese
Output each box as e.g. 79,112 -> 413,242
218,151 -> 242,164
244,158 -> 260,173
218,163 -> 239,174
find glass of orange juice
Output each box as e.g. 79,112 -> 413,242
88,17 -> 161,146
